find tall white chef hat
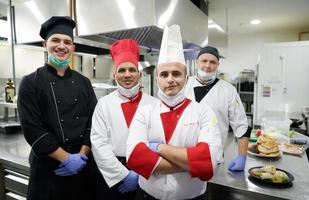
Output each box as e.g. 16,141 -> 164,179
158,25 -> 186,66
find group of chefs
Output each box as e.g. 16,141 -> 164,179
17,16 -> 251,200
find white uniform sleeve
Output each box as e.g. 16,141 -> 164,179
90,100 -> 129,187
228,87 -> 249,138
127,105 -> 161,179
198,104 -> 223,171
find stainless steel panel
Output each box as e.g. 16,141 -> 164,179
76,0 -> 154,35
6,192 -> 26,200
77,0 -> 208,49
14,0 -> 69,43
154,0 -> 208,46
14,0 -> 208,53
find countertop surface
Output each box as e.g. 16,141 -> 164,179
1,132 -> 309,199
209,132 -> 309,200
0,132 -> 30,173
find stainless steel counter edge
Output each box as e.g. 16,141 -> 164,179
0,133 -> 30,175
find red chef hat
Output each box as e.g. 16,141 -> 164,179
110,39 -> 139,68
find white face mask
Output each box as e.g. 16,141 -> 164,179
157,86 -> 186,108
197,69 -> 217,82
116,80 -> 140,98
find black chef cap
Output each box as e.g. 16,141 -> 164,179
197,46 -> 223,61
39,16 -> 76,40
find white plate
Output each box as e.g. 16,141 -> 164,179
248,149 -> 282,158
279,144 -> 305,156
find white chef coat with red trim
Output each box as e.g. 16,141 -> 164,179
126,98 -> 222,200
90,90 -> 156,187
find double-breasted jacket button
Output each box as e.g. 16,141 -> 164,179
71,80 -> 75,84
60,119 -> 64,123
65,138 -> 69,142
80,134 -> 83,138
75,116 -> 80,120
57,99 -> 61,104
74,98 -> 78,102
52,81 -> 56,85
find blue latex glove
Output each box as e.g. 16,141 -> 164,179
148,141 -> 163,152
228,155 -> 247,171
54,153 -> 88,176
118,170 -> 139,193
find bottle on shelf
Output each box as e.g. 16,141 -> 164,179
5,79 -> 16,103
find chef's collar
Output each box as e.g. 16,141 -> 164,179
45,63 -> 72,78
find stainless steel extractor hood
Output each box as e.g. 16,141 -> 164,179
14,0 -> 208,55
80,26 -> 163,53
76,0 -> 208,53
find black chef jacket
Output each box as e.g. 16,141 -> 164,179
18,64 -> 105,200
18,64 -> 97,156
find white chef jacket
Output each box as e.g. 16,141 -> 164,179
90,90 -> 156,187
126,99 -> 222,200
185,77 -> 249,161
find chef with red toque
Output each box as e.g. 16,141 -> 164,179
91,39 -> 156,199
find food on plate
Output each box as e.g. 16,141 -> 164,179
250,165 -> 289,183
248,134 -> 280,157
260,165 -> 276,174
258,141 -> 279,154
280,143 -> 305,156
257,134 -> 277,144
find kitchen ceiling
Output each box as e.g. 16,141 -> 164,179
208,0 -> 309,35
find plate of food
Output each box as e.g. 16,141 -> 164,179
279,143 -> 305,156
248,165 -> 294,185
248,134 -> 281,158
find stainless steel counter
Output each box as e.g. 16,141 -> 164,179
1,132 -> 309,200
0,133 -> 30,199
0,133 -> 30,173
207,135 -> 309,200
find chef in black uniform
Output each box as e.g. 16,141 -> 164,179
17,16 -> 103,200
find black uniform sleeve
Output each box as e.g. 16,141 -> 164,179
241,126 -> 252,138
82,78 -> 97,147
18,75 -> 59,157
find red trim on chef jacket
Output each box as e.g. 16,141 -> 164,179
127,142 -> 160,179
121,91 -> 142,128
160,98 -> 191,144
187,142 -> 213,181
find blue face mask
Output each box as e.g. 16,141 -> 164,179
48,54 -> 70,68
